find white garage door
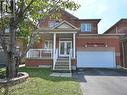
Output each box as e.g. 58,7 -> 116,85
77,51 -> 116,68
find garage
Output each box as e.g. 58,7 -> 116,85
77,51 -> 116,68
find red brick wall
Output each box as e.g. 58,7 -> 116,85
26,59 -> 53,67
26,58 -> 76,67
39,10 -> 99,34
118,22 -> 127,35
76,36 -> 120,52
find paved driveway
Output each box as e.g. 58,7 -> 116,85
73,68 -> 127,95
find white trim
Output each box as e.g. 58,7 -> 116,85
39,31 -> 78,34
73,33 -> 76,58
53,33 -> 56,64
52,20 -> 78,29
81,23 -> 92,32
37,28 -> 79,33
44,40 -> 53,51
79,34 -> 125,36
60,38 -> 72,40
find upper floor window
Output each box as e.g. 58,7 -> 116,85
81,23 -> 92,32
48,20 -> 60,28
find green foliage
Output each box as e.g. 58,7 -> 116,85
0,17 -> 10,31
16,19 -> 34,43
1,0 -> 80,46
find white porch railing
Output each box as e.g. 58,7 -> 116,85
27,49 -> 52,59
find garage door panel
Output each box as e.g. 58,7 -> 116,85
77,51 -> 116,68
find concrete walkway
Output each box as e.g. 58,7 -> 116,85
73,68 -> 127,95
50,73 -> 72,77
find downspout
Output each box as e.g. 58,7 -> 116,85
121,41 -> 126,67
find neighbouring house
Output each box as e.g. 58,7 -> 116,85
0,33 -> 21,66
104,19 -> 127,68
0,18 -> 36,66
25,9 -> 121,71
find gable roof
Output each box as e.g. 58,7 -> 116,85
60,9 -> 79,19
52,20 -> 78,29
79,19 -> 101,24
104,19 -> 127,34
40,8 -> 79,21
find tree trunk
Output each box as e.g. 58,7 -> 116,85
6,17 -> 17,79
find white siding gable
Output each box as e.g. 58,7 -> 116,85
57,23 -> 73,29
53,20 -> 77,29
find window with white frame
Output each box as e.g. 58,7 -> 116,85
48,20 -> 60,28
80,23 -> 92,32
44,40 -> 52,53
44,40 -> 52,49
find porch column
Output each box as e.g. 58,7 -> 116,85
53,33 -> 56,59
73,33 -> 76,58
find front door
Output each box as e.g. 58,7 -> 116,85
59,41 -> 72,56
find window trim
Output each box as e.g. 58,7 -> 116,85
44,40 -> 52,49
44,40 -> 52,53
48,20 -> 60,28
81,23 -> 92,32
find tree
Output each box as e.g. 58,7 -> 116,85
0,0 -> 80,79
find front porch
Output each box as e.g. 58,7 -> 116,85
26,32 -> 77,71
26,20 -> 79,71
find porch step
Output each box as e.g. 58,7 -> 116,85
55,63 -> 69,66
56,60 -> 68,63
56,62 -> 69,66
57,58 -> 68,62
55,65 -> 69,70
53,70 -> 71,73
53,57 -> 71,73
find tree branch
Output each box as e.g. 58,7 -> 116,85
22,0 -> 34,15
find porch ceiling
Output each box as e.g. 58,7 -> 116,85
59,33 -> 73,38
42,33 -> 53,40
42,33 -> 73,39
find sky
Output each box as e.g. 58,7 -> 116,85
69,0 -> 127,34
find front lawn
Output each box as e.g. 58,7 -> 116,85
0,67 -> 82,95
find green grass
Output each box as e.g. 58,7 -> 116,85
0,67 -> 82,95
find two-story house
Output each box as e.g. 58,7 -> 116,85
104,19 -> 127,68
26,9 -> 121,71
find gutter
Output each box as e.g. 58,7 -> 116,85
79,33 -> 125,36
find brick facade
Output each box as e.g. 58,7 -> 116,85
26,9 -> 121,69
